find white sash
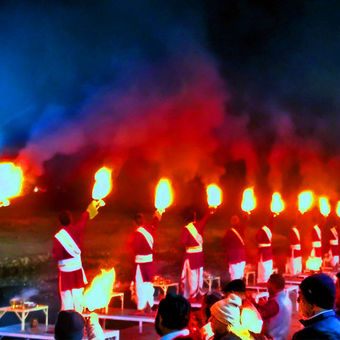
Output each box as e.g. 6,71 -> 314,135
292,227 -> 300,242
55,229 -> 81,258
54,229 -> 87,284
331,227 -> 338,240
136,227 -> 154,250
231,228 -> 245,245
262,226 -> 272,242
313,225 -> 321,240
185,223 -> 203,246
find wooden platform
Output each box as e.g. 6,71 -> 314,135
83,308 -> 156,333
0,323 -> 119,339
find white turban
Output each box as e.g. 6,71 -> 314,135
210,293 -> 242,326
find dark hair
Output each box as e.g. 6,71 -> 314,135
269,273 -> 285,290
336,272 -> 340,280
55,310 -> 84,340
223,279 -> 246,294
134,212 -> 145,225
300,273 -> 336,309
202,291 -> 223,322
157,293 -> 191,330
58,211 -> 72,226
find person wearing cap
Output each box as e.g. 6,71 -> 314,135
256,225 -> 273,283
181,208 -> 215,300
132,209 -> 162,312
209,294 -> 258,340
293,273 -> 340,339
154,293 -> 195,340
223,216 -> 246,280
52,200 -> 101,313
254,274 -> 292,340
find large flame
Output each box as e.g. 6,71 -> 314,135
336,201 -> 340,218
155,178 -> 173,212
92,167 -> 112,201
83,268 -> 115,312
240,307 -> 263,334
0,162 -> 24,207
270,192 -> 285,215
298,191 -> 314,214
241,187 -> 256,214
319,196 -> 330,217
206,184 -> 222,208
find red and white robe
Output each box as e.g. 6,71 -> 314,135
310,225 -> 322,268
52,211 -> 89,313
223,227 -> 246,280
256,225 -> 273,283
133,215 -> 159,310
181,212 -> 211,299
329,226 -> 339,267
287,226 -> 302,275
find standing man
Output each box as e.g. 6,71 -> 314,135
133,210 -> 162,312
328,225 -> 339,267
256,225 -> 273,283
52,200 -> 100,313
255,274 -> 292,340
310,224 -> 322,269
181,208 -> 215,300
223,215 -> 246,280
287,225 -> 302,275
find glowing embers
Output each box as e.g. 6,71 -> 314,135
0,162 -> 23,207
241,187 -> 256,214
298,191 -> 314,214
206,184 -> 222,208
92,167 -> 112,204
319,196 -> 330,217
271,192 -> 285,216
155,178 -> 173,213
83,268 -> 115,311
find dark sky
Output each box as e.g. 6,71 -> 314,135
0,0 -> 339,199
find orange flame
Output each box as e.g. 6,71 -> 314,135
336,201 -> 340,218
206,184 -> 222,208
271,192 -> 285,215
0,162 -> 23,207
83,268 -> 115,311
155,178 -> 173,212
241,307 -> 263,334
92,167 -> 112,201
241,187 -> 256,214
319,197 -> 330,217
298,191 -> 314,214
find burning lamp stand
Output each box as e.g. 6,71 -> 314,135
0,305 -> 48,331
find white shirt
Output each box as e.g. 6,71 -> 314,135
160,328 -> 190,340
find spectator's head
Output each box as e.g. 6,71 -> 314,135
268,273 -> 285,295
201,291 -> 224,323
209,294 -> 242,337
298,273 -> 336,318
223,279 -> 246,299
134,212 -> 145,226
58,211 -> 72,227
54,310 -> 84,340
336,272 -> 340,308
155,293 -> 191,336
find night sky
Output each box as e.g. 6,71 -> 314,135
1,0 -> 340,206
